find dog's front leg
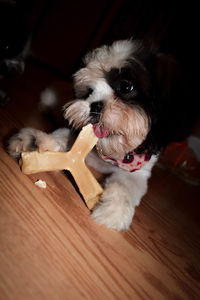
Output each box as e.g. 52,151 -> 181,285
91,156 -> 157,231
8,127 -> 71,157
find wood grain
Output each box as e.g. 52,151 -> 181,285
0,63 -> 200,300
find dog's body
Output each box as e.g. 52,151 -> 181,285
8,39 -> 195,231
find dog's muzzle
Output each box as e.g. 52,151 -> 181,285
90,101 -> 104,123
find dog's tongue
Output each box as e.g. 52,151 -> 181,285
93,124 -> 110,138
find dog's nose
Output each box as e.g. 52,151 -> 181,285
90,101 -> 104,114
90,101 -> 104,123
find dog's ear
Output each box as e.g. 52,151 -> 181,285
142,52 -> 196,154
151,53 -> 181,99
153,53 -> 197,145
137,43 -> 198,154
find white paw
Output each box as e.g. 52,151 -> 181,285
91,182 -> 134,231
8,128 -> 38,157
8,128 -> 57,157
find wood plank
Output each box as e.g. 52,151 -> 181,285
0,63 -> 200,299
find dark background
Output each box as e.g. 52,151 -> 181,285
1,0 -> 198,80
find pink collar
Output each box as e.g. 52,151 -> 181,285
98,150 -> 152,172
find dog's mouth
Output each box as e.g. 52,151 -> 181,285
93,124 -> 110,138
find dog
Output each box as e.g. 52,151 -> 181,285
8,39 -> 196,231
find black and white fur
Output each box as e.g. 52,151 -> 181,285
8,39 -> 195,231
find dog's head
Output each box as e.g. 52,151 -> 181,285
64,39 -> 193,159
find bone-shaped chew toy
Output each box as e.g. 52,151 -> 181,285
20,124 -> 103,210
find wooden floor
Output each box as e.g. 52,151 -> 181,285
0,63 -> 200,300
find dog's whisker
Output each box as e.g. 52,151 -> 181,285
62,100 -> 75,110
90,111 -> 102,116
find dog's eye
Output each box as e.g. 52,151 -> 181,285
118,80 -> 134,94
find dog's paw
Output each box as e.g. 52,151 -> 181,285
91,182 -> 134,231
8,128 -> 38,158
8,128 -> 57,158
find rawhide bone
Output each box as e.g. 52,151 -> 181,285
20,124 -> 103,210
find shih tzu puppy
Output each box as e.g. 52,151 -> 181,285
8,39 -> 195,231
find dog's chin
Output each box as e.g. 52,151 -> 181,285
63,99 -> 149,159
95,99 -> 148,158
96,132 -> 144,159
